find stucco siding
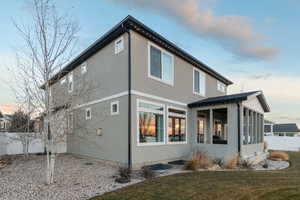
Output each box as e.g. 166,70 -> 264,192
67,95 -> 128,164
51,33 -> 129,108
130,31 -> 226,105
243,96 -> 264,113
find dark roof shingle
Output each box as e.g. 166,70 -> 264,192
273,124 -> 300,133
188,91 -> 270,112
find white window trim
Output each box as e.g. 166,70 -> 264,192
115,36 -> 124,54
167,106 -> 188,145
193,68 -> 206,96
217,81 -> 226,93
60,77 -> 66,85
137,99 -> 166,146
147,42 -> 174,86
85,107 -> 92,120
68,72 -> 73,93
111,101 -> 119,115
81,62 -> 87,75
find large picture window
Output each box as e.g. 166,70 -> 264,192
193,68 -> 206,96
138,100 -> 165,144
149,44 -> 174,85
168,108 -> 187,143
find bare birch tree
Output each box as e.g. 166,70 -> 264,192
12,0 -> 79,184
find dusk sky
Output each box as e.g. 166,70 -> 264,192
0,0 -> 299,125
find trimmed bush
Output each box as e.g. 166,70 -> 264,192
141,166 -> 156,179
115,166 -> 131,183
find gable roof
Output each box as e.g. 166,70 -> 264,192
188,91 -> 270,112
273,124 -> 300,133
45,15 -> 233,87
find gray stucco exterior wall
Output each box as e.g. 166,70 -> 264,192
51,33 -> 130,164
130,31 -> 226,104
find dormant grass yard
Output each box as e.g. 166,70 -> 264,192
92,152 -> 300,200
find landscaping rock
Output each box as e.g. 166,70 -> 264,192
0,155 -> 142,200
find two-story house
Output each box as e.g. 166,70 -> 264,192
48,16 -> 270,168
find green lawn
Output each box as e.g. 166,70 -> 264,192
91,152 -> 300,200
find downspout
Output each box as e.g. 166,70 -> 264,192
126,28 -> 132,168
237,103 -> 241,154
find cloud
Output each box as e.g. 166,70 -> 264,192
0,104 -> 19,115
109,0 -> 279,61
228,75 -> 300,126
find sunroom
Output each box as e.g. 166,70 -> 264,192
188,91 -> 270,162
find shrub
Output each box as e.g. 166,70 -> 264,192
182,160 -> 198,171
141,166 -> 156,179
183,151 -> 212,170
263,141 -> 268,151
225,156 -> 239,169
269,151 -> 289,161
115,166 -> 131,183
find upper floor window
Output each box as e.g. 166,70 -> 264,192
81,62 -> 87,74
68,72 -> 73,93
115,37 -> 124,54
217,81 -> 226,93
148,43 -> 174,85
193,68 -> 206,96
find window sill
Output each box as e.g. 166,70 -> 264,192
193,91 -> 206,97
148,75 -> 174,87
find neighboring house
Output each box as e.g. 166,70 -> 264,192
264,121 -> 300,137
0,115 -> 12,132
264,119 -> 275,136
47,16 -> 270,167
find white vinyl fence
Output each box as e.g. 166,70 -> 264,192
0,132 -> 66,156
265,136 -> 300,152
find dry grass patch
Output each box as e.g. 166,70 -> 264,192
269,151 -> 289,161
183,151 -> 212,170
225,156 -> 239,169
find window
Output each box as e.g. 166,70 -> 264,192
85,108 -> 91,120
111,101 -> 119,115
168,108 -> 187,143
115,37 -> 124,54
193,68 -> 206,96
68,112 -> 73,131
197,110 -> 210,144
81,62 -> 87,74
138,100 -> 164,144
68,72 -> 73,93
217,81 -> 226,93
149,44 -> 174,85
60,77 -> 66,85
213,108 -> 228,144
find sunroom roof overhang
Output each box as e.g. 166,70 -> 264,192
188,91 -> 270,113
